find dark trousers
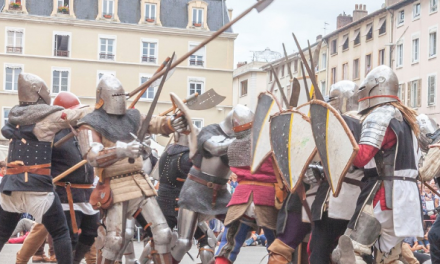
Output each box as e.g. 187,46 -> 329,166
309,212 -> 349,264
0,192 -> 72,264
64,210 -> 99,249
429,214 -> 440,263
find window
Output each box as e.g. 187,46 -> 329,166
54,34 -> 69,57
189,79 -> 204,96
2,108 -> 11,127
430,31 -> 437,58
412,38 -> 420,63
331,39 -> 337,55
378,17 -> 386,35
140,76 -> 154,100
142,41 -> 157,63
6,29 -> 23,54
342,63 -> 348,80
145,3 -> 156,20
331,67 -> 337,84
103,0 -> 114,17
240,80 -> 248,97
320,80 -> 326,95
269,71 -> 273,82
353,59 -> 360,80
413,3 -> 421,19
398,84 -> 404,101
192,119 -> 203,129
379,49 -> 385,65
365,54 -> 372,75
398,10 -> 405,25
342,34 -> 349,51
189,44 -> 205,67
293,60 -> 298,72
5,65 -> 22,91
52,69 -> 69,93
366,23 -> 373,40
321,53 -> 327,70
431,0 -> 438,13
353,29 -> 360,45
281,65 -> 285,77
100,38 -> 115,60
428,75 -> 437,106
396,43 -> 404,67
192,8 -> 203,26
407,79 -> 421,108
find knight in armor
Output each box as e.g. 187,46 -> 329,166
169,106 -> 239,264
15,92 -> 99,264
308,80 -> 364,264
214,105 -> 281,264
140,133 -> 217,264
332,65 -> 423,264
0,73 -> 92,264
76,74 -> 187,264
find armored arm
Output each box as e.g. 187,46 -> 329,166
146,115 -> 188,136
77,126 -> 141,167
203,135 -> 234,157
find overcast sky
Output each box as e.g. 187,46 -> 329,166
226,0 -> 386,67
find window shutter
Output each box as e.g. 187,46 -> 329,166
407,82 -> 411,106
401,83 -> 406,103
417,79 -> 422,107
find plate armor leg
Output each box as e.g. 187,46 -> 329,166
114,219 -> 139,264
100,205 -> 125,262
197,222 -> 216,264
140,197 -> 173,264
170,208 -> 199,262
139,240 -> 155,264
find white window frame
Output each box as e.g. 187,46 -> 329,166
321,52 -> 327,70
98,34 -> 116,61
97,70 -> 116,84
2,107 -> 11,128
51,67 -> 71,94
412,35 -> 420,63
140,38 -> 158,65
139,73 -> 155,100
103,0 -> 114,16
429,26 -> 438,59
398,83 -> 404,101
192,119 -> 204,129
192,8 -> 203,25
188,42 -> 206,68
428,73 -> 437,106
413,3 -> 421,20
331,39 -> 338,55
188,77 -> 205,97
3,63 -> 24,92
320,80 -> 326,95
240,79 -> 248,97
52,31 -> 71,58
5,27 -> 24,54
396,41 -> 404,68
410,79 -> 419,108
145,3 -> 157,20
430,0 -> 438,14
397,10 -> 405,25
353,58 -> 360,80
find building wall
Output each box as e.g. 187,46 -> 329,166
232,61 -> 267,111
393,0 -> 440,121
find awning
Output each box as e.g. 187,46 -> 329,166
364,23 -> 373,36
353,29 -> 360,41
339,34 -> 349,47
377,17 -> 386,30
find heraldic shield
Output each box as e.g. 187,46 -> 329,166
251,92 -> 281,173
309,100 -> 359,196
270,110 -> 317,192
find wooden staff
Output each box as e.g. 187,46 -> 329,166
52,160 -> 88,183
158,93 -> 198,116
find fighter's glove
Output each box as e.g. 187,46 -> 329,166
116,140 -> 142,159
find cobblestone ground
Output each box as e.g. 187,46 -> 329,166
0,242 -> 269,263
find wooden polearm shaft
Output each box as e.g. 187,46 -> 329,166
53,160 -> 88,183
128,0 -> 274,98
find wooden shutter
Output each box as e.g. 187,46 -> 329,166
417,79 -> 422,108
429,76 -> 436,105
407,82 -> 411,107
400,83 -> 406,104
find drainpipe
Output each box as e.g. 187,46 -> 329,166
387,9 -> 394,68
222,0 -> 225,26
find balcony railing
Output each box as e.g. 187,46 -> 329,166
189,60 -> 204,66
142,56 -> 157,63
54,50 -> 69,57
103,13 -> 113,19
9,4 -> 22,10
6,46 -> 22,54
100,53 -> 115,60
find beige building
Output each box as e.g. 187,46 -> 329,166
0,0 -> 236,145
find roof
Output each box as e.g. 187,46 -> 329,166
22,0 -> 232,32
261,41 -> 320,70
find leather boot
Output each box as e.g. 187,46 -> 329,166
73,242 -> 92,264
16,224 -> 49,264
85,243 -> 97,264
267,239 -> 294,264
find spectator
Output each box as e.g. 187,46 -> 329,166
244,230 -> 267,247
419,228 -> 431,253
404,237 -> 428,253
230,173 -> 238,194
10,218 -> 35,238
0,160 -> 6,183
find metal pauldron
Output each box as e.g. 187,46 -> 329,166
359,105 -> 398,148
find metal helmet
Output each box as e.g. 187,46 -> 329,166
219,109 -> 234,137
358,65 -> 399,114
17,73 -> 51,105
232,104 -> 254,133
53,91 -> 82,109
328,80 -> 359,114
95,74 -> 126,115
417,114 -> 438,152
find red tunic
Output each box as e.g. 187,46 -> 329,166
227,157 -> 277,207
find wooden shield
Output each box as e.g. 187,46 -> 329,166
309,100 -> 359,196
270,110 -> 317,192
251,92 -> 281,173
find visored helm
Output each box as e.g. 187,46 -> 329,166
328,80 -> 359,114
417,114 -> 438,152
95,74 -> 126,115
17,73 -> 51,106
358,65 -> 399,114
53,91 -> 83,109
219,109 -> 234,137
232,104 -> 254,133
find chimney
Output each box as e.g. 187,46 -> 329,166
337,12 -> 353,29
385,0 -> 402,7
316,35 -> 323,42
237,61 -> 247,68
353,4 -> 368,22
228,9 -> 233,20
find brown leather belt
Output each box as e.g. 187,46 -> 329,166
377,176 -> 417,183
343,178 -> 365,188
6,161 -> 51,182
188,174 -> 226,208
55,182 -> 94,234
109,171 -> 143,181
239,180 -> 275,187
